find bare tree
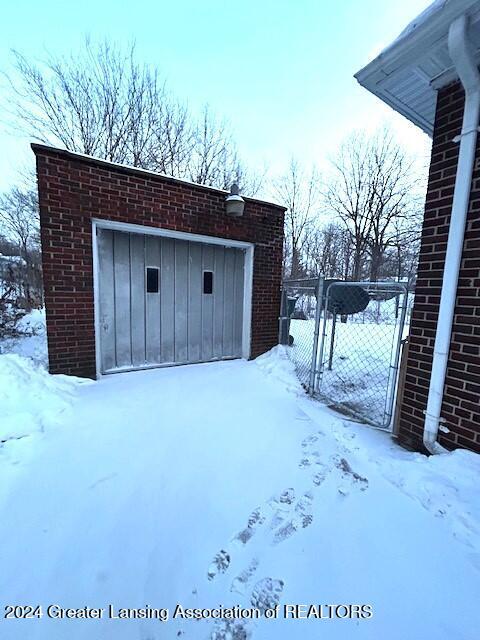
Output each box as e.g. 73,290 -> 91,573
325,129 -> 423,281
185,107 -> 262,194
188,107 -> 232,186
0,184 -> 41,307
150,100 -> 193,177
5,39 -> 258,192
304,222 -> 352,280
0,186 -> 38,258
7,40 -> 182,167
364,132 -> 421,281
273,159 -> 321,278
325,134 -> 374,281
389,207 -> 423,285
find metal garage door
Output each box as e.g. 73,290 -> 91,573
97,229 -> 245,373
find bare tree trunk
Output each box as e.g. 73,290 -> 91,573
369,245 -> 383,282
352,249 -> 363,281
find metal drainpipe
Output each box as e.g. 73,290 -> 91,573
423,13 -> 480,454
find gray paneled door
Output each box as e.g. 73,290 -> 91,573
97,229 -> 246,373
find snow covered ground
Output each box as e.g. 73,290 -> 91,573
0,308 -> 48,367
0,354 -> 91,441
0,343 -> 479,640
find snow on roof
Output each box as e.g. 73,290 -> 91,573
382,0 -> 447,55
31,144 -> 287,212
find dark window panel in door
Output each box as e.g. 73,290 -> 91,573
146,267 -> 159,293
203,270 -> 213,294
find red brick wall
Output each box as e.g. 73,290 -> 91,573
398,80 -> 480,454
34,145 -> 285,379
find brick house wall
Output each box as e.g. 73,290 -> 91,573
33,145 -> 285,379
398,80 -> 480,454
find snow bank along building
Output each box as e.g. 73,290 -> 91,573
34,145 -> 285,379
357,0 -> 480,454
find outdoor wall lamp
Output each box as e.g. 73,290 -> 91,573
225,183 -> 245,217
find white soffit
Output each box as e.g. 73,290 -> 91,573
355,0 -> 480,136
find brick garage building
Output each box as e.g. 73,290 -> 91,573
34,144 -> 285,379
356,0 -> 480,454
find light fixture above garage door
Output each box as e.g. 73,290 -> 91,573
225,183 -> 245,217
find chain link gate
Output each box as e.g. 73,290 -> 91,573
280,278 -> 408,429
280,278 -> 322,389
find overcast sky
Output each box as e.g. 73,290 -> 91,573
0,0 -> 433,191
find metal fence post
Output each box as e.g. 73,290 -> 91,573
278,287 -> 288,346
315,280 -> 332,395
327,311 -> 337,371
383,286 -> 409,428
308,276 -> 324,395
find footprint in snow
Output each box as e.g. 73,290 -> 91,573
231,558 -> 259,595
300,434 -> 330,472
299,451 -> 323,469
207,550 -> 230,581
271,493 -> 314,544
211,577 -> 285,636
299,457 -> 312,468
210,619 -> 250,640
306,458 -> 330,488
208,488 -> 303,587
302,433 -> 319,447
296,493 -> 315,528
266,488 -> 296,527
333,456 -> 369,491
296,491 -> 314,511
275,488 -> 296,507
251,577 -> 285,614
312,469 -> 328,487
233,508 -> 266,545
301,431 -> 325,451
272,520 -> 298,544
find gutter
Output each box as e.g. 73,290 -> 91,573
423,13 -> 480,454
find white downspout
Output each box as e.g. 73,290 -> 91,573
423,13 -> 480,454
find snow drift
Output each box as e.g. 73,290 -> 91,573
255,345 -> 304,394
0,354 -> 88,441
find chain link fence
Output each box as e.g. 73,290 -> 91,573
280,278 -> 320,389
280,278 -> 408,429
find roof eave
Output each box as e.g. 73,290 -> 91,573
356,0 -> 477,83
354,0 -> 480,136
